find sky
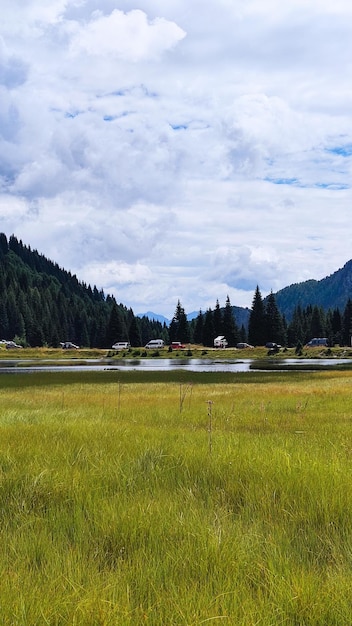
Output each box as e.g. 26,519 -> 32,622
1,1 -> 352,318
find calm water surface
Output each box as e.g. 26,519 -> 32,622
0,357 -> 351,374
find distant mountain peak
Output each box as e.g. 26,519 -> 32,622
137,311 -> 170,324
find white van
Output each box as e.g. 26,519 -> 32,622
112,342 -> 131,350
214,335 -> 228,348
145,339 -> 165,349
306,338 -> 328,347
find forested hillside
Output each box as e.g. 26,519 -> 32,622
2,231 -> 352,349
0,234 -> 168,347
272,260 -> 352,319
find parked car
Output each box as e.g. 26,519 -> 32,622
60,341 -> 80,349
265,342 -> 281,349
145,339 -> 165,349
112,342 -> 130,350
236,342 -> 254,349
5,341 -> 23,349
170,342 -> 186,350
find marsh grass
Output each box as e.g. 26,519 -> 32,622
0,371 -> 352,623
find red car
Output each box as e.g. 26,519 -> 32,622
170,342 -> 186,350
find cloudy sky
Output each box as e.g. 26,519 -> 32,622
1,1 -> 351,318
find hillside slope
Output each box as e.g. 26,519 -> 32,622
273,260 -> 352,319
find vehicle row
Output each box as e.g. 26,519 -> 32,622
112,337 -> 330,351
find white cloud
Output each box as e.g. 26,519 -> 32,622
0,0 -> 352,317
69,9 -> 186,61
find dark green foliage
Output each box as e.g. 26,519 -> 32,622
285,302 -> 347,347
128,312 -> 142,347
213,300 -> 222,337
308,305 -> 325,339
248,286 -> 266,346
0,233 -> 162,348
222,295 -> 239,347
0,233 -> 8,257
342,299 -> 352,346
106,303 -> 128,347
169,300 -> 190,343
202,308 -> 215,347
265,291 -> 286,345
193,310 -> 204,344
272,259 -> 352,320
326,308 -> 342,346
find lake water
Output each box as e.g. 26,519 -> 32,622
0,357 -> 351,374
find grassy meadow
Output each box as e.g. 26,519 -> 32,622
0,369 -> 352,624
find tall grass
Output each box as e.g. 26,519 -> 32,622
0,371 -> 352,624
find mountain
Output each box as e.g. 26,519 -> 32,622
272,260 -> 352,320
187,306 -> 251,327
186,311 -> 199,321
0,233 -> 166,347
231,305 -> 251,329
137,311 -> 170,325
2,230 -> 351,345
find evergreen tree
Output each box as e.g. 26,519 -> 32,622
342,299 -> 352,346
106,303 -> 128,347
213,300 -> 223,337
222,295 -> 239,347
129,313 -> 142,347
193,310 -> 204,345
0,298 -> 9,338
248,286 -> 266,346
0,233 -> 8,257
309,305 -> 326,340
329,308 -> 342,346
202,308 -> 215,347
239,324 -> 247,343
265,291 -> 286,345
169,300 -> 190,343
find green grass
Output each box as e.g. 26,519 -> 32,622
1,370 -> 352,624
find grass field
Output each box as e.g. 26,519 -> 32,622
0,369 -> 352,624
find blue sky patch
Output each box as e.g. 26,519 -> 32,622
265,177 -> 299,186
326,145 -> 352,157
170,123 -> 188,130
314,182 -> 349,190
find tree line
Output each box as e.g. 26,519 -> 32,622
1,233 -> 351,348
170,288 -> 352,349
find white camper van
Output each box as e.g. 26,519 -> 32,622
214,335 -> 228,348
145,339 -> 165,349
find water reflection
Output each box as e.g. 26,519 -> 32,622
0,357 -> 352,374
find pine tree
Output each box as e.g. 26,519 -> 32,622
0,298 -> 8,338
248,286 -> 266,346
213,300 -> 223,337
193,311 -> 204,345
309,305 -> 326,339
129,313 -> 142,347
265,291 -> 286,345
202,308 -> 215,347
106,303 -> 128,347
287,306 -> 304,347
222,295 -> 239,347
169,300 -> 190,343
329,308 -> 342,346
342,299 -> 352,346
0,233 -> 8,257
